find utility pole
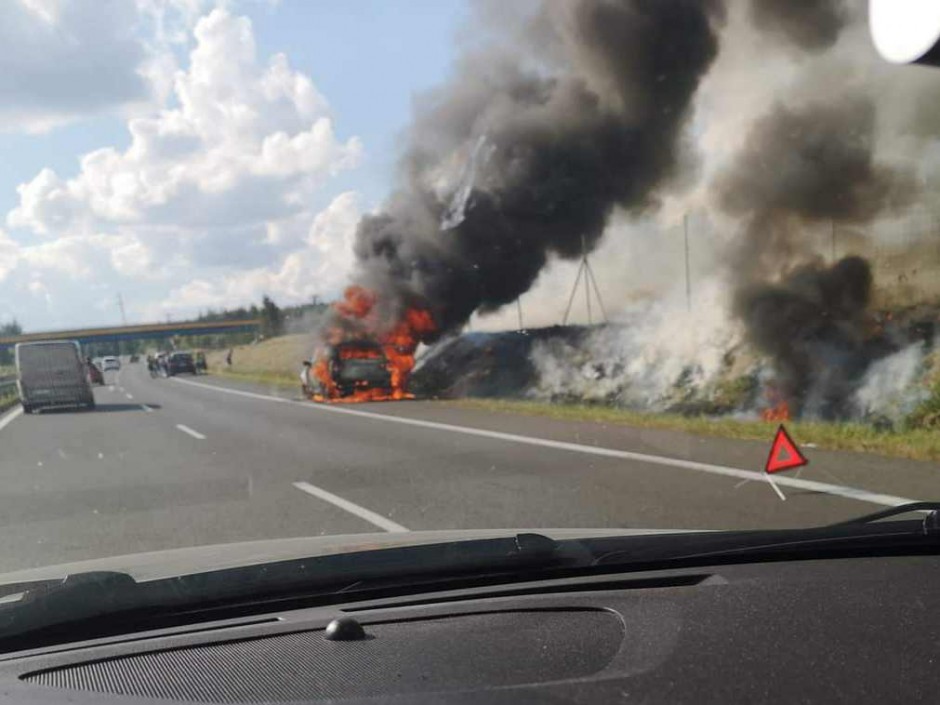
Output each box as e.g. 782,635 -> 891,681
830,220 -> 836,263
583,236 -> 592,325
563,235 -> 609,326
516,298 -> 524,331
117,293 -> 128,326
684,214 -> 691,312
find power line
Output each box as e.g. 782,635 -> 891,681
684,213 -> 691,313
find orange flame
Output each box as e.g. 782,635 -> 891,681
761,400 -> 791,422
761,384 -> 791,421
309,286 -> 435,403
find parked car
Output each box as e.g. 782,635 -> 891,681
167,351 -> 197,376
15,341 -> 95,413
101,356 -> 121,372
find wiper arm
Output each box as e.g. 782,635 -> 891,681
0,534 -> 573,652
829,501 -> 940,531
593,507 -> 940,570
0,571 -> 151,650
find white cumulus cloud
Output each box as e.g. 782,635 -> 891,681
0,0 -> 152,132
3,6 -> 365,328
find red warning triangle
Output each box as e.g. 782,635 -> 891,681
765,425 -> 808,474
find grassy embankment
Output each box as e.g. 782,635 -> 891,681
203,335 -> 940,463
205,334 -> 308,390
0,365 -> 16,413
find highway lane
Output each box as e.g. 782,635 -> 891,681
0,361 -> 936,571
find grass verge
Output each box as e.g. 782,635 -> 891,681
0,393 -> 18,414
194,335 -> 940,463
208,367 -> 298,391
448,398 -> 940,463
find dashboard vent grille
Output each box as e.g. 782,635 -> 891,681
23,610 -> 622,701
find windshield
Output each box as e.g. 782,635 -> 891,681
0,0 -> 937,577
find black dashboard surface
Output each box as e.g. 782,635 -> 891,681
0,555 -> 936,704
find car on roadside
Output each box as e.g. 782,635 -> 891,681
15,340 -> 95,413
101,356 -> 121,372
167,351 -> 197,376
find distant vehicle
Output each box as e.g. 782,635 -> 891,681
167,351 -> 197,376
15,341 -> 95,413
129,354 -> 140,363
307,341 -> 392,398
101,356 -> 121,372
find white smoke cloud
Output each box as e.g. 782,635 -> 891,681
529,279 -> 743,410
853,343 -> 930,423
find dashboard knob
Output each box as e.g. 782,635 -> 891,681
324,617 -> 367,641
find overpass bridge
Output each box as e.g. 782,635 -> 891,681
0,320 -> 261,352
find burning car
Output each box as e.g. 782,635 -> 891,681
303,340 -> 393,401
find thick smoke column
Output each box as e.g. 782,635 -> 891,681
749,0 -> 848,52
736,256 -> 879,418
715,92 -> 914,416
350,0 -> 724,339
717,95 -> 911,279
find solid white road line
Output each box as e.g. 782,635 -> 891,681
0,406 -> 23,433
293,481 -> 409,533
171,377 -> 919,509
175,424 -> 206,440
140,404 -> 154,413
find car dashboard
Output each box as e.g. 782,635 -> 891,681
0,555 -> 934,704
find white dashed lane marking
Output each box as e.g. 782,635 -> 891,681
293,481 -> 409,533
175,424 -> 206,440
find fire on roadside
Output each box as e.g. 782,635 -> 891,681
761,384 -> 791,422
310,286 -> 436,404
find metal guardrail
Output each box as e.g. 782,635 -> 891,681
0,375 -> 16,397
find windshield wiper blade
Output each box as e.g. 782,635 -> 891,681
0,533 -> 573,652
829,501 -> 940,529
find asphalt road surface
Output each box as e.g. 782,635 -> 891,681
0,362 -> 937,571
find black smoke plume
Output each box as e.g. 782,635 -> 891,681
716,95 -> 912,279
749,0 -> 848,52
735,257 -> 892,418
349,0 -> 724,339
717,95 -> 914,417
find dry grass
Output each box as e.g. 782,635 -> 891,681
0,393 -> 18,414
206,334 -> 310,386
449,398 -> 940,463
203,336 -> 940,462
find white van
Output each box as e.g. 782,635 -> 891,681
15,341 -> 95,413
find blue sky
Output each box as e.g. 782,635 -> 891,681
0,0 -> 469,330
